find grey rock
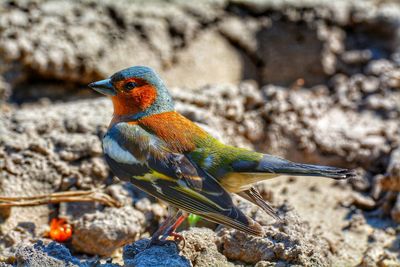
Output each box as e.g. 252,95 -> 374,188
365,59 -> 396,76
360,242 -> 399,267
13,240 -> 123,267
0,0 -> 242,91
1,0 -> 400,101
260,84 -> 399,170
123,239 -> 191,267
15,241 -> 81,267
0,98 -> 112,236
71,206 -> 146,256
216,208 -> 331,266
181,228 -> 233,267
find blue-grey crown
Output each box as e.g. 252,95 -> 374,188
111,66 -> 164,88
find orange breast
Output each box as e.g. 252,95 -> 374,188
138,112 -> 208,152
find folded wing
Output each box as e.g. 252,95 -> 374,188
104,122 -> 264,236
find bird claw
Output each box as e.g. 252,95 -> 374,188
147,232 -> 186,250
168,232 -> 186,250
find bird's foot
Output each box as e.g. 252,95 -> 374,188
167,232 -> 186,249
147,232 -> 186,249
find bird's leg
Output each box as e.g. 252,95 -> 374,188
160,212 -> 188,248
148,207 -> 183,247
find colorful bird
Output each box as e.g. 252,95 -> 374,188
89,66 -> 354,245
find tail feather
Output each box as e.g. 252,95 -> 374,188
257,154 -> 356,180
277,162 -> 356,179
225,153 -> 355,193
232,154 -> 355,180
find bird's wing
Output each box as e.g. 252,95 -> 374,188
104,122 -> 263,236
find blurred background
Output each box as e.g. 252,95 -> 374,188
0,0 -> 399,266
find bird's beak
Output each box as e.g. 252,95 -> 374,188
88,78 -> 117,96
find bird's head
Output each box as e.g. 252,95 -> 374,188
89,66 -> 174,120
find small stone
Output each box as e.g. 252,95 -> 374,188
350,193 -> 376,210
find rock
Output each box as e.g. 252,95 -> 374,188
0,98 -> 112,236
123,239 -> 191,267
343,213 -> 368,234
261,85 -> 399,170
341,50 -> 372,65
1,0 -> 400,101
349,193 -> 376,210
170,82 -> 266,149
373,146 -> 400,223
216,210 -> 332,266
349,168 -> 371,192
15,241 -> 81,267
181,228 -> 233,267
360,245 -> 399,267
13,240 -> 122,267
218,15 -> 260,55
0,0 -> 242,94
365,59 -> 395,76
162,30 -> 243,88
71,206 -> 146,256
0,224 -> 43,262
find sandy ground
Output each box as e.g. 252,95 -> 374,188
270,177 -> 382,266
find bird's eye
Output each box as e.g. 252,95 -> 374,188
124,81 -> 137,91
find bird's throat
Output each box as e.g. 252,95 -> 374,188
111,95 -> 140,116
111,85 -> 157,117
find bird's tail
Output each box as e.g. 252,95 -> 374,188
256,154 -> 355,179
221,152 -> 355,193
230,153 -> 355,180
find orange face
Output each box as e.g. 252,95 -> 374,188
111,78 -> 158,116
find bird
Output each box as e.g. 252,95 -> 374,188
88,66 -> 355,245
